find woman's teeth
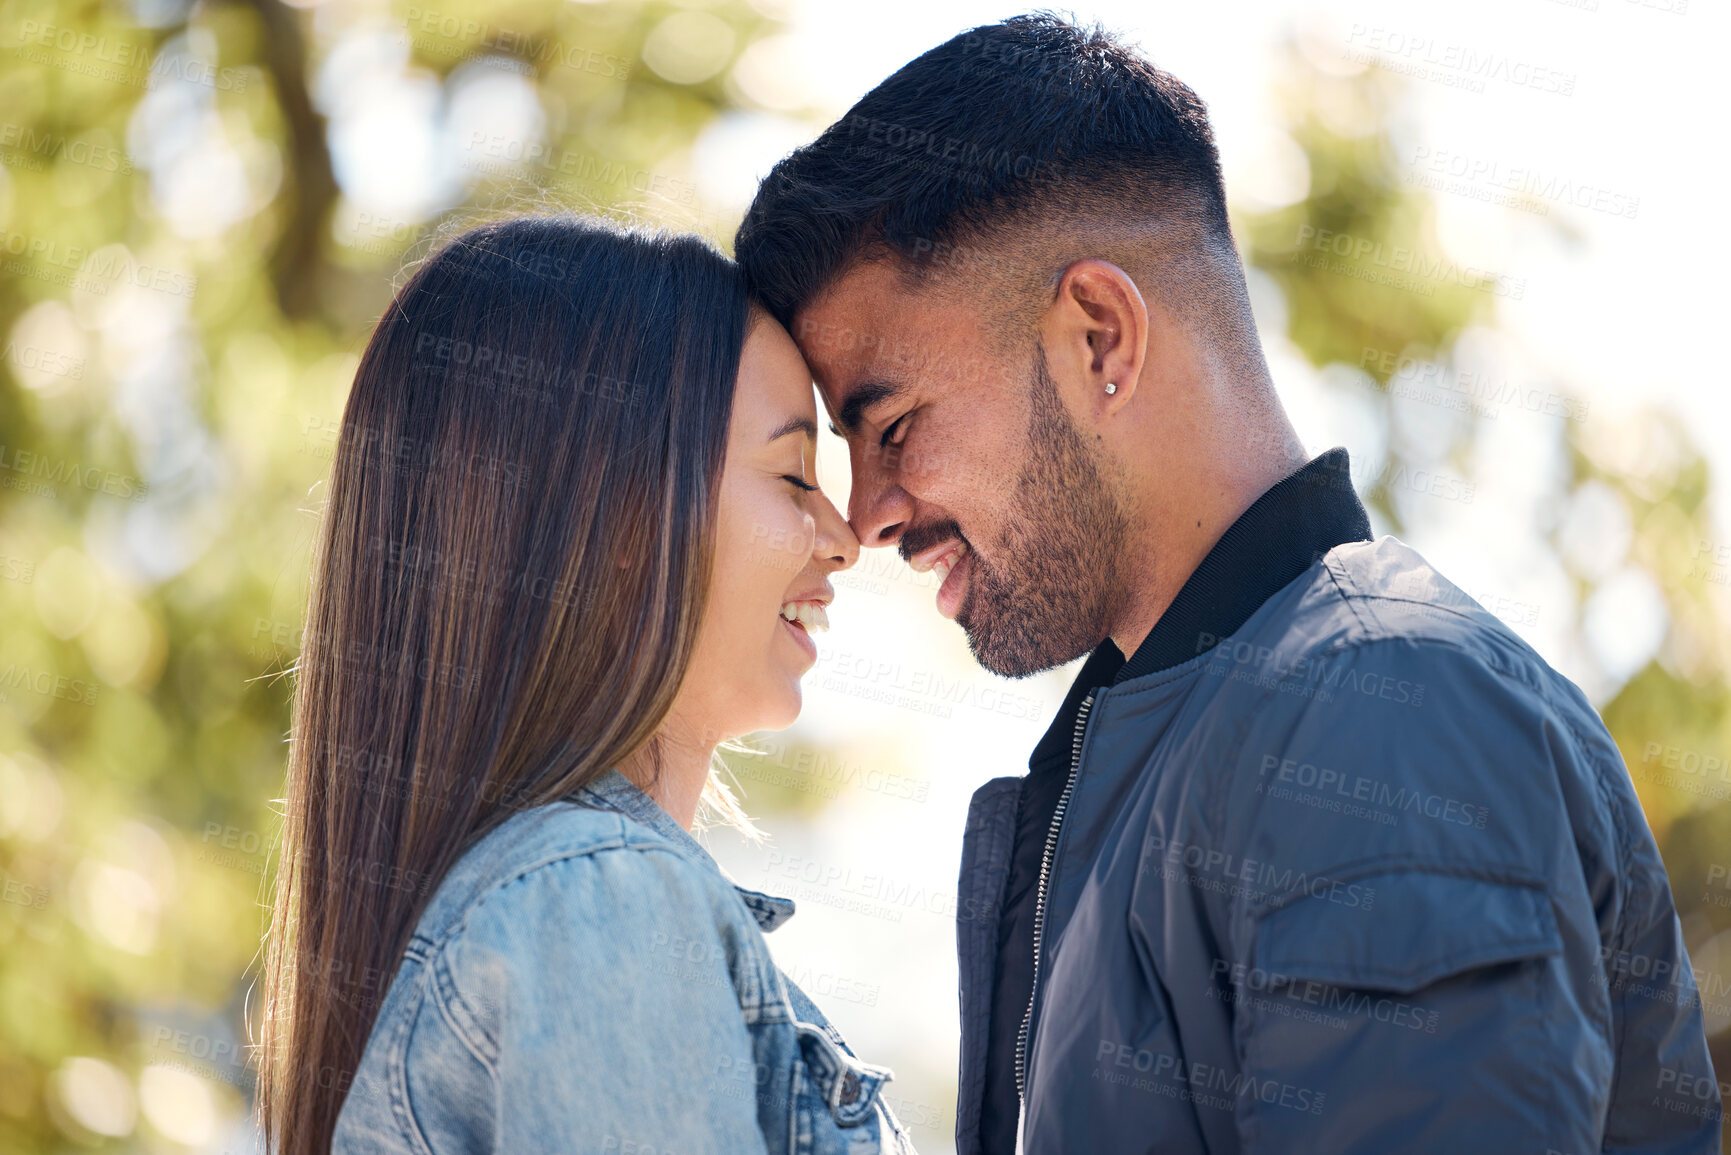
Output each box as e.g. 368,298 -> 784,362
932,542 -> 969,584
779,601 -> 830,633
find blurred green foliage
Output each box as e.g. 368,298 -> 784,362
0,0 -> 776,1147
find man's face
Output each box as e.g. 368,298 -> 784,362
793,259 -> 1129,678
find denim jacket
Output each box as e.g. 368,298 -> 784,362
332,769 -> 916,1154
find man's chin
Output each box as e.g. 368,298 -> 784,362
960,603 -> 1098,680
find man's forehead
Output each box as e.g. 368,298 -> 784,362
793,265 -> 904,362
793,266 -> 980,382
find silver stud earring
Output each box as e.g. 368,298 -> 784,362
1104,382 -> 1118,395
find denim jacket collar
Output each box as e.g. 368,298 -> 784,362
576,768 -> 796,933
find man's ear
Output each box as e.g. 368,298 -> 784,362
1039,259 -> 1148,422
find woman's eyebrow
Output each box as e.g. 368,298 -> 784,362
766,415 -> 819,444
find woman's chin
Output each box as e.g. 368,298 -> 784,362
751,678 -> 804,733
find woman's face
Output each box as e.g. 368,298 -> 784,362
677,313 -> 859,742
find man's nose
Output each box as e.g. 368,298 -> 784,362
844,443 -> 913,550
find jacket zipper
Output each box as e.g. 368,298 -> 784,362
1014,687 -> 1097,1101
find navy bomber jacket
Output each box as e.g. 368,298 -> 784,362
957,448 -> 1722,1154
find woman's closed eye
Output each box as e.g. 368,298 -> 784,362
783,475 -> 820,492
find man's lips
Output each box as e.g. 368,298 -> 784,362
907,537 -> 969,578
907,538 -> 972,620
934,547 -> 972,620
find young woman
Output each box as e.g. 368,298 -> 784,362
259,216 -> 914,1154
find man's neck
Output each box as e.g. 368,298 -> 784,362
1108,438 -> 1309,659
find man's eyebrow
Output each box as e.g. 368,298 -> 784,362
766,415 -> 819,444
834,380 -> 906,438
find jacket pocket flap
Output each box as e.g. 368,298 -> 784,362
1252,871 -> 1561,995
794,1022 -> 894,1127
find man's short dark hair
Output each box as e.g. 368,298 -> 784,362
735,13 -> 1242,340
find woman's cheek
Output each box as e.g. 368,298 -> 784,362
762,505 -> 816,579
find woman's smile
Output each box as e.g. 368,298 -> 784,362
777,597 -> 831,663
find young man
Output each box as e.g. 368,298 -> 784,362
736,14 -> 1720,1154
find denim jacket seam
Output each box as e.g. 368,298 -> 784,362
426,833 -> 776,1037
429,946 -> 502,1073
386,980 -> 440,1155
415,811 -> 639,958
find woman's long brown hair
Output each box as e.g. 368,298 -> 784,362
258,216 -> 750,1154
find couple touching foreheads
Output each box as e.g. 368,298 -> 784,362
260,15 -> 1720,1155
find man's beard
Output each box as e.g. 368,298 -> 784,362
923,348 -> 1129,679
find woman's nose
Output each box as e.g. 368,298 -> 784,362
815,490 -> 860,572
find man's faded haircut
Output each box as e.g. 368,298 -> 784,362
735,13 -> 1251,356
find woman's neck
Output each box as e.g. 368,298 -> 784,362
618,717 -> 716,830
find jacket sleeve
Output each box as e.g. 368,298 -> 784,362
403,845 -> 774,1155
1199,637 -> 1720,1154
1595,755 -> 1726,1151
